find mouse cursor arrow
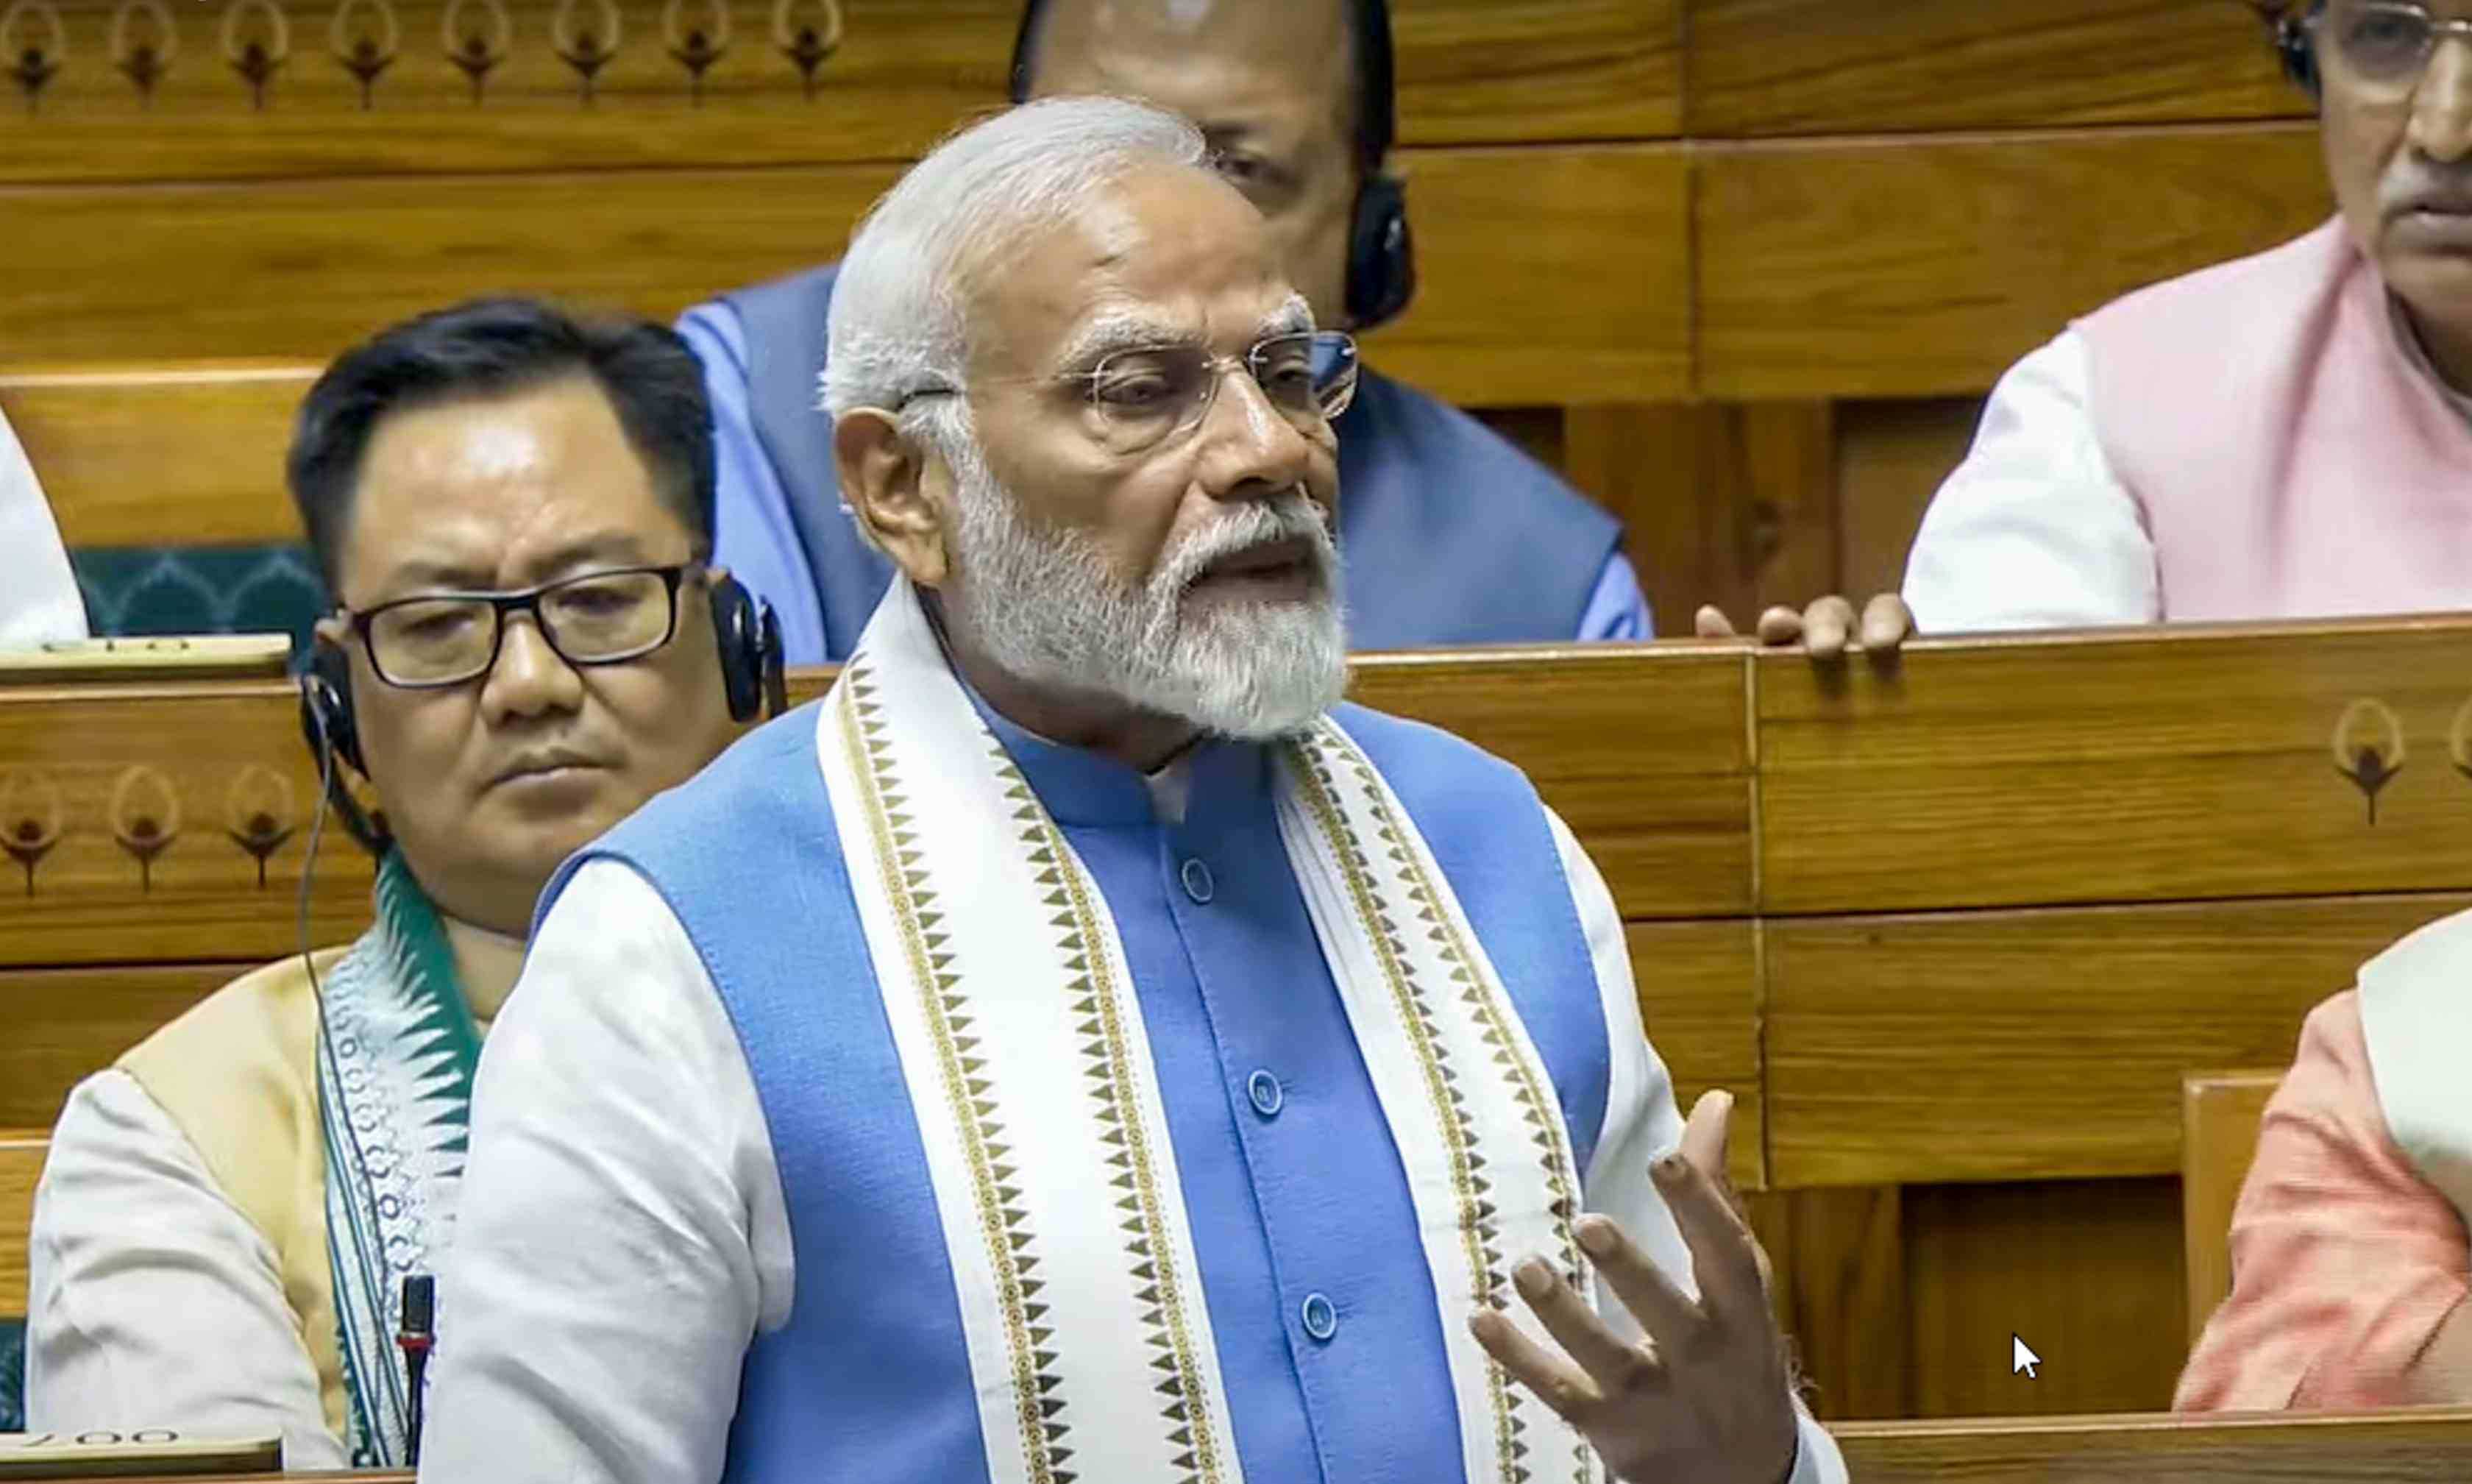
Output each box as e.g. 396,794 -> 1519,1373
2012,1334 -> 2042,1380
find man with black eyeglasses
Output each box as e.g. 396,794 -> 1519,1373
24,298 -> 764,1469
1903,0 -> 2472,631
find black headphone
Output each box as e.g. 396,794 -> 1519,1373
1006,0 -> 1416,331
2275,1 -> 2324,99
296,571 -> 786,856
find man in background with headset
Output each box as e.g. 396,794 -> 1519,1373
24,298 -> 778,1469
681,0 -> 1647,664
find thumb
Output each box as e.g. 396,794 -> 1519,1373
1694,605 -> 1738,638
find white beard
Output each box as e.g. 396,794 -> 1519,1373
941,441 -> 1348,741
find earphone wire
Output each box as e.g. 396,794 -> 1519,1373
299,704 -> 421,1458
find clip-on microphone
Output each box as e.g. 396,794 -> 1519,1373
397,1273 -> 436,1466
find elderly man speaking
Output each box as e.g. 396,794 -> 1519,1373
422,100 -> 1841,1484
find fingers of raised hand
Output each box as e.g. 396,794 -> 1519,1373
1471,1299 -> 1609,1423
1575,1211 -> 1707,1357
1861,592 -> 1914,651
1752,606 -> 1805,647
1692,604 -> 1741,639
1651,1150 -> 1770,1329
1797,596 -> 1857,657
1511,1255 -> 1657,1395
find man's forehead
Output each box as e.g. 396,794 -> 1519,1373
968,168 -> 1296,366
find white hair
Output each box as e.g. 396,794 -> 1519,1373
823,96 -> 1210,427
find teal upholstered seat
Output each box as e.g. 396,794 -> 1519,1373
69,544 -> 326,647
0,1316 -> 24,1433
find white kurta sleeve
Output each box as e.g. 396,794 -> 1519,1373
1549,812 -> 1847,1484
1900,331 -> 2161,635
26,1070 -> 345,1469
0,408 -> 88,647
416,859 -> 792,1484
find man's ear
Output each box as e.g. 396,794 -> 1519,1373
834,408 -> 952,589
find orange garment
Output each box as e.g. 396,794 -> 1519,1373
2176,991 -> 2471,1410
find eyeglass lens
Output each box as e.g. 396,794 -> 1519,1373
1084,332 -> 1359,452
367,569 -> 676,685
2329,1 -> 2461,85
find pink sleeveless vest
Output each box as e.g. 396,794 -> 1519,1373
2078,219 -> 2472,621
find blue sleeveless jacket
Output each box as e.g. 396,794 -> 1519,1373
544,698 -> 1610,1483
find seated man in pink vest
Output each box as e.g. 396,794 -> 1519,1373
1905,0 -> 2472,631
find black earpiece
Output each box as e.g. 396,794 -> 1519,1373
296,639 -> 392,856
708,574 -> 787,725
1344,171 -> 1416,330
2278,5 -> 2323,99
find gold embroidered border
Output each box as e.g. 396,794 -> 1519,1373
837,673 -> 1057,1481
1281,735 -> 1521,1482
1314,720 -> 1597,1484
1009,753 -> 1229,1484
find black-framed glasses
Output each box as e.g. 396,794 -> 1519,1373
909,330 -> 1361,455
2312,0 -> 2472,93
344,564 -> 695,689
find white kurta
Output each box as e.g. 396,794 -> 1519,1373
1906,313 -> 2472,636
29,1071 -> 348,1469
0,408 -> 88,647
1900,332 -> 2160,634
423,812 -> 1841,1484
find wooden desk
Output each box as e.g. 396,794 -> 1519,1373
13,617 -> 2472,1418
1834,1406 -> 2472,1480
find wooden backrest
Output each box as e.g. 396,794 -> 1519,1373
1833,1407 -> 2472,1481
2181,1070 -> 2283,1347
0,3 -> 2325,406
6,615 -> 2465,1196
1,1132 -> 48,1316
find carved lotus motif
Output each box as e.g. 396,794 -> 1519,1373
219,0 -> 291,110
225,764 -> 298,889
662,0 -> 729,103
552,0 -> 622,104
110,765 -> 182,892
770,0 -> 838,99
1,0 -> 66,113
109,0 -> 178,105
0,768 -> 65,897
440,0 -> 509,103
2332,698 -> 2407,826
327,0 -> 398,107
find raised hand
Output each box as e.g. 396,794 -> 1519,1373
1470,1090 -> 1798,1484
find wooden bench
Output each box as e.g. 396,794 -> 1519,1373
2182,1071 -> 2282,1348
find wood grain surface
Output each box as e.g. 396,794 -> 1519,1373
1688,0 -> 2306,137
1904,1176 -> 2187,1416
0,1131 -> 46,1314
1763,894 -> 2467,1187
0,0 -> 1680,185
3,368 -> 314,550
0,145 -> 1688,408
1834,1405 -> 2472,1480
1627,920 -> 1761,1189
0,681 -> 374,970
2181,1070 -> 2279,1348
1349,645 -> 1752,918
0,965 -> 238,1129
1696,124 -> 2331,399
1758,617 -> 2472,915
